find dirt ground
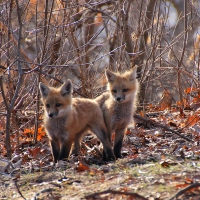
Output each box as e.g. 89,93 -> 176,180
1,157 -> 200,200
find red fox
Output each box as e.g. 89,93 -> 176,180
39,80 -> 115,163
95,67 -> 139,158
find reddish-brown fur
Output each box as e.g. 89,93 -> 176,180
95,67 -> 139,158
39,80 -> 115,162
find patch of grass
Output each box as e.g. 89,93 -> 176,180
1,158 -> 200,199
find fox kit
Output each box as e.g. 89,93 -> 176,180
39,80 -> 115,163
95,67 -> 139,158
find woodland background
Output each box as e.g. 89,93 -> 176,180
0,0 -> 200,199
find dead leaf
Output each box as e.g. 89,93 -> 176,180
0,159 -> 14,173
75,161 -> 90,172
184,87 -> 196,94
185,114 -> 200,127
175,183 -> 190,189
13,159 -> 22,169
28,147 -> 41,158
168,121 -> 177,127
158,89 -> 173,110
125,129 -> 132,135
160,159 -> 178,168
94,13 -> 103,25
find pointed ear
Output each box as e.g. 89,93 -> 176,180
129,66 -> 138,81
39,82 -> 50,98
60,79 -> 73,96
105,70 -> 117,83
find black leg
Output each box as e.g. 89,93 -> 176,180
103,147 -> 116,161
114,139 -> 123,158
103,150 -> 107,161
114,128 -> 125,159
59,140 -> 72,161
50,139 -> 60,163
93,128 -> 115,161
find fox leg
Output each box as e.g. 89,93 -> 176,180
72,131 -> 84,154
102,146 -> 115,161
50,138 -> 60,163
59,139 -> 73,161
91,125 -> 115,161
102,126 -> 112,161
106,126 -> 112,144
114,128 -> 126,158
72,127 -> 88,154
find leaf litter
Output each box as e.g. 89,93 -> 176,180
1,94 -> 200,199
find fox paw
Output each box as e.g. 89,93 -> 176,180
103,150 -> 116,161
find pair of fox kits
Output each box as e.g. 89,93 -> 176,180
39,67 -> 139,162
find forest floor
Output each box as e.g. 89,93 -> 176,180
0,156 -> 200,200
1,108 -> 200,199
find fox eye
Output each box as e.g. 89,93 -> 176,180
112,89 -> 117,93
123,89 -> 129,92
56,103 -> 62,107
46,104 -> 50,108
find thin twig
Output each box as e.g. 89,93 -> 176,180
18,44 -> 131,69
0,76 -> 9,110
177,0 -> 188,109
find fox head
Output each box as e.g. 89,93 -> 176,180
105,67 -> 138,103
39,80 -> 73,118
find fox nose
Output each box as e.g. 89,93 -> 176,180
49,113 -> 53,118
116,97 -> 121,101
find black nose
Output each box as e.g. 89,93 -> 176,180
49,113 -> 53,118
116,97 -> 121,101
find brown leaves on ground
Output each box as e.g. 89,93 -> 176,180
23,126 -> 46,141
75,161 -> 90,172
1,87 -> 200,199
158,89 -> 173,111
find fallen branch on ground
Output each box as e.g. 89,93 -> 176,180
13,179 -> 26,200
134,114 -> 193,143
85,189 -> 147,200
169,182 -> 200,200
33,188 -> 55,200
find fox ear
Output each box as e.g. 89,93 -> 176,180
39,82 -> 50,98
129,66 -> 138,81
60,79 -> 73,96
105,70 -> 116,83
